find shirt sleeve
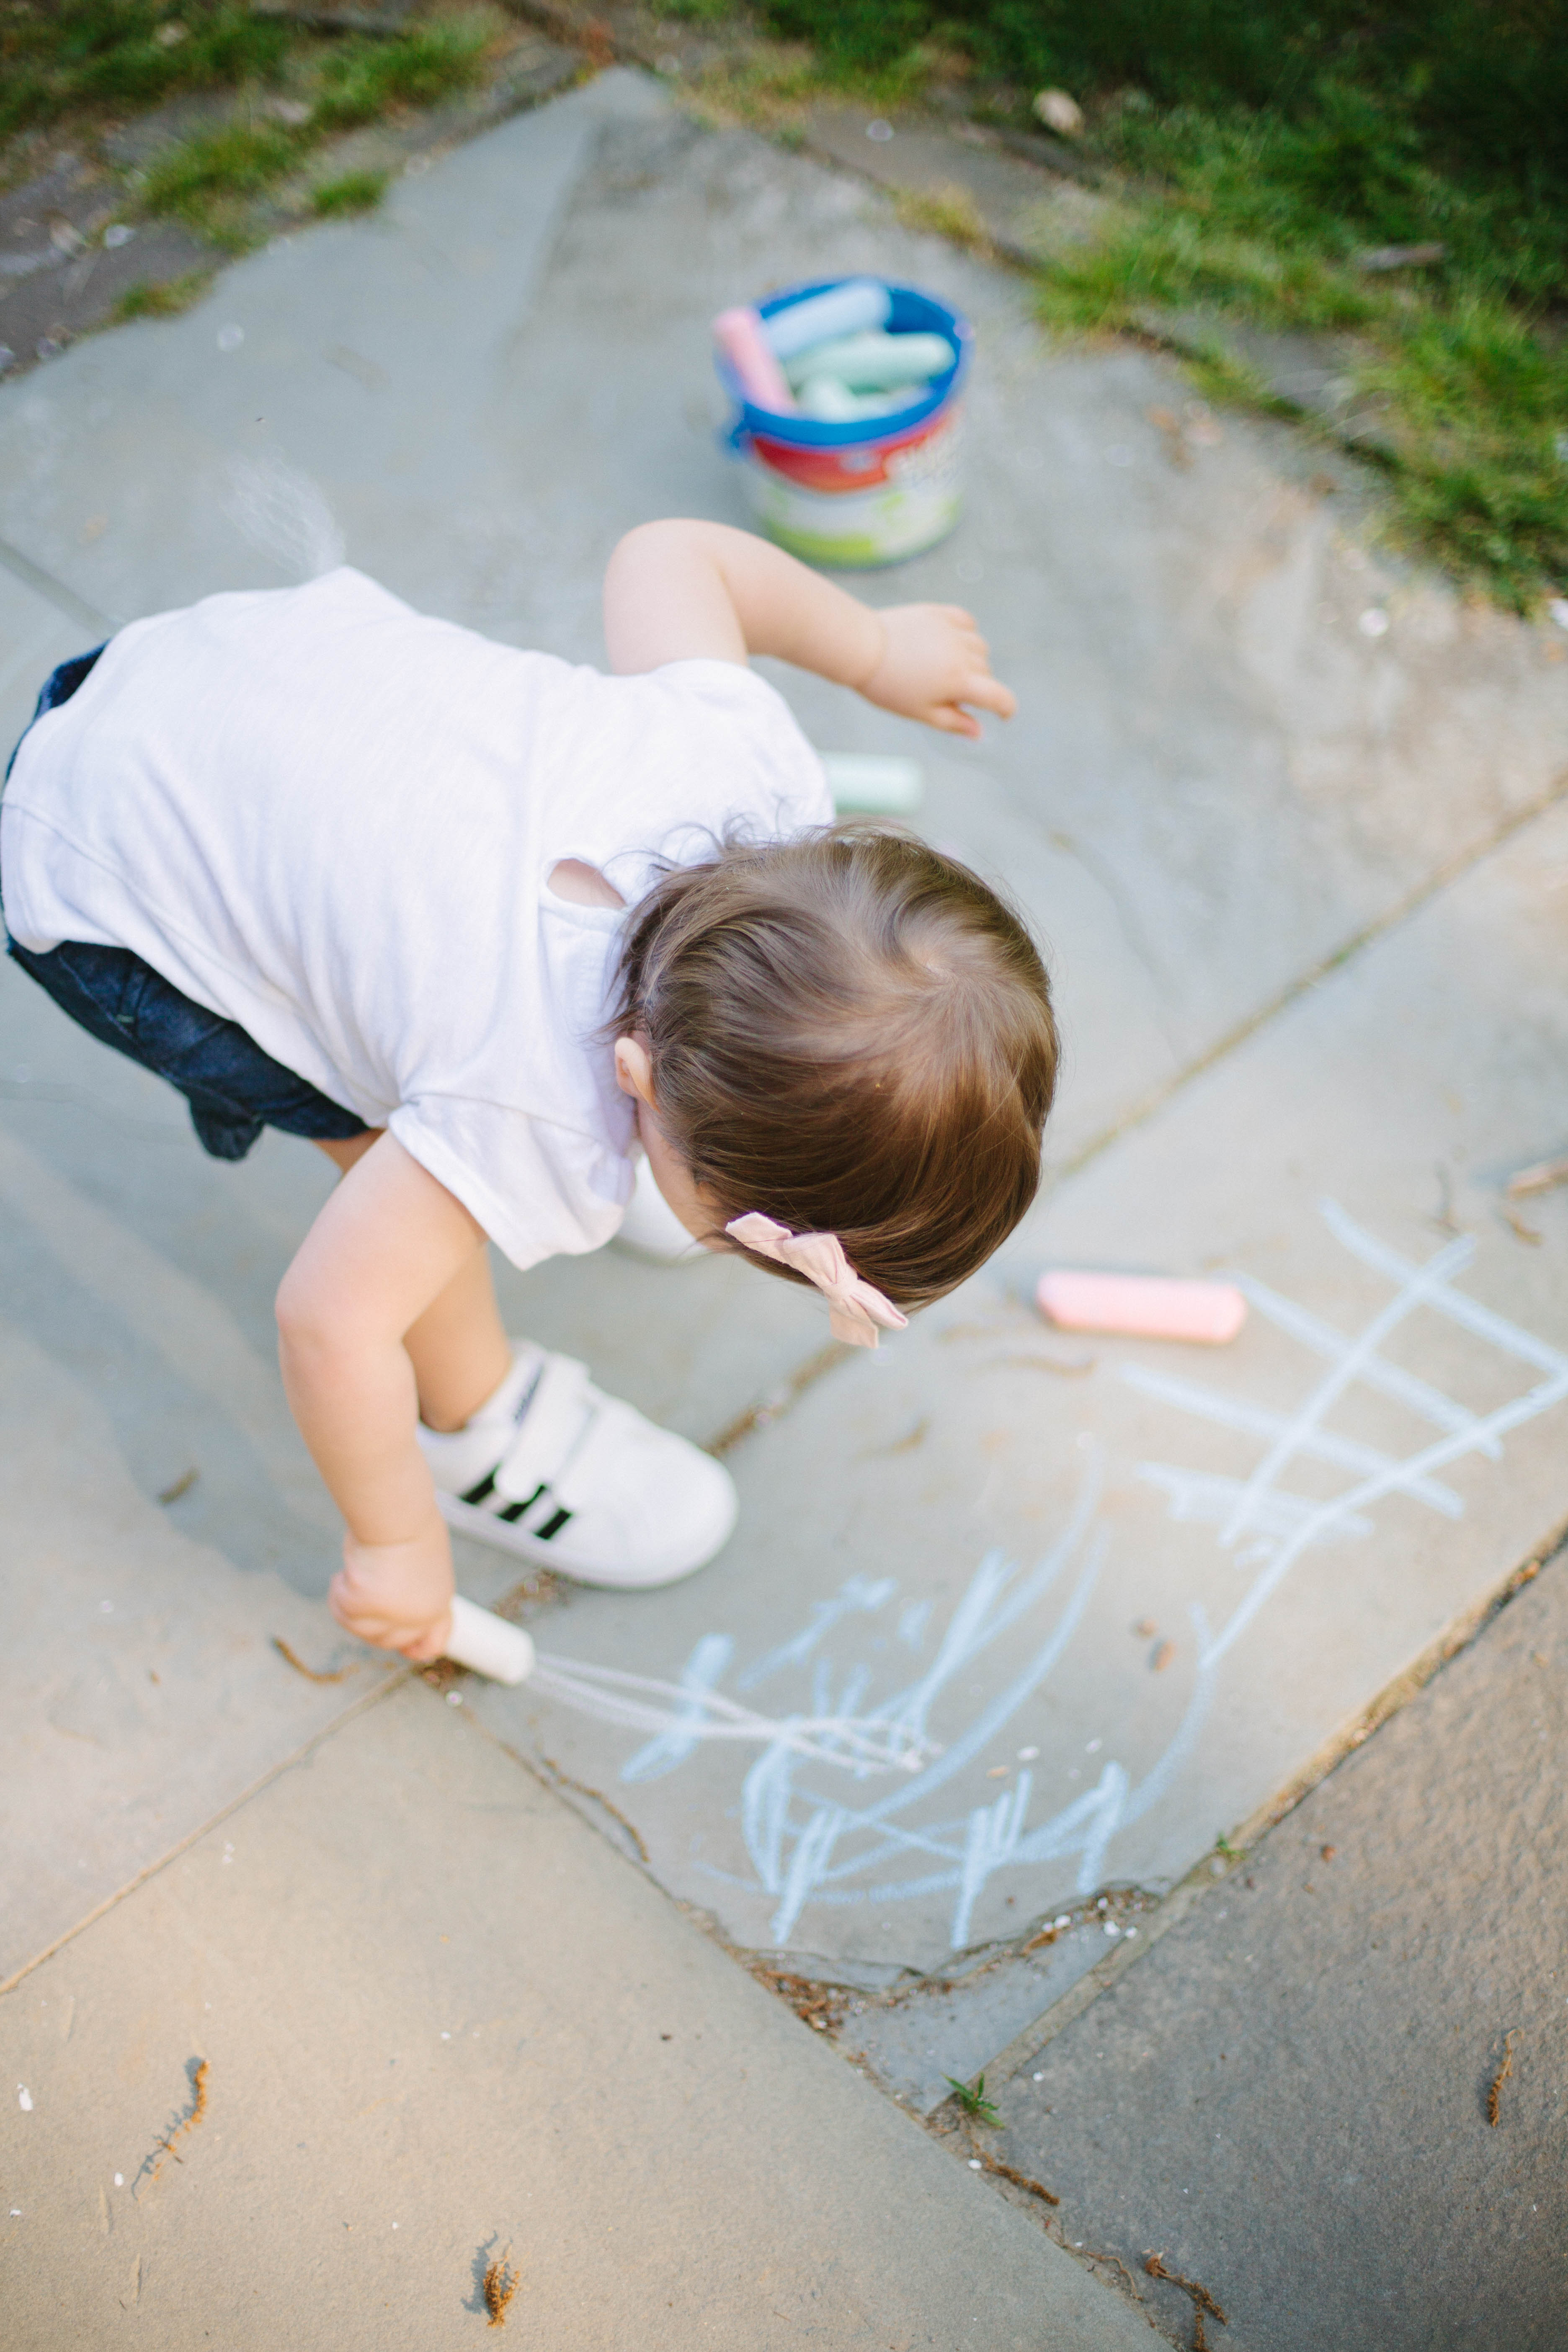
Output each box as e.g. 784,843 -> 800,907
389,1096 -> 632,1270
569,660 -> 834,905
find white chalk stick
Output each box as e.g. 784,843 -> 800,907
822,752 -> 925,815
444,1595 -> 536,1684
1036,1270 -> 1248,1344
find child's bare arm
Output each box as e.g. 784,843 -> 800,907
603,518 -> 1016,739
275,1135 -> 486,1658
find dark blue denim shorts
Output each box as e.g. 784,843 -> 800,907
3,649 -> 371,1163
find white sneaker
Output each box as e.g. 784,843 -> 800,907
613,1154 -> 704,1264
417,1345 -> 737,1588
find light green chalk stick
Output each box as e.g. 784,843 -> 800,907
823,753 -> 926,815
784,330 -> 954,393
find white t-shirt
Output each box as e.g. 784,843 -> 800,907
1,567 -> 830,1266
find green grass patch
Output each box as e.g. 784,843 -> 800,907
0,3 -> 291,147
141,118 -> 300,217
735,9 -> 1568,605
311,15 -> 493,132
121,13 -> 501,244
311,166 -> 389,218
112,269 -> 211,320
1027,90 -> 1568,608
944,2073 -> 1002,2126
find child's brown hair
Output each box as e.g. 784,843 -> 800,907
610,825 -> 1058,1308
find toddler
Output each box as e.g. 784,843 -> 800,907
1,521 -> 1056,1659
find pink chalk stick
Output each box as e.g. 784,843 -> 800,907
1035,1270 -> 1248,1344
712,304 -> 796,413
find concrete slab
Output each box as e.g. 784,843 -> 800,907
0,63 -> 1563,2056
0,565 -> 98,750
472,798 -> 1568,1977
0,1682 -> 1155,2351
0,77 -> 1562,1166
981,1547 -> 1568,2352
0,1307 -> 400,1989
844,1925 -> 1113,2116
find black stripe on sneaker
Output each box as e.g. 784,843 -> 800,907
534,1506 -> 573,1542
461,1470 -> 498,1506
497,1483 -> 546,1525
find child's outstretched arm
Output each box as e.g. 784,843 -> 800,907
603,519 -> 1016,740
275,1135 -> 487,1659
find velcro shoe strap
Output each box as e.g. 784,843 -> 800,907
551,1394 -> 641,1514
493,1353 -> 593,1501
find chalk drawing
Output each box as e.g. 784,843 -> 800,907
1134,1201 -> 1568,1671
224,454 -> 344,580
524,1203 -> 1568,1950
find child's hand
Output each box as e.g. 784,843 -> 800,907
856,605 -> 1017,738
329,1515 -> 454,1661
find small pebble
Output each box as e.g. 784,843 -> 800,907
446,1690 -> 463,1706
1103,1921 -> 1120,1938
1053,1914 -> 1070,1929
1032,2071 -> 1044,2082
1321,1844 -> 1337,1861
103,224 -> 134,248
1549,598 -> 1568,631
17,2088 -> 32,2112
967,2158 -> 982,2170
114,2174 -> 124,2187
1359,608 -> 1390,638
1016,1746 -> 1039,1761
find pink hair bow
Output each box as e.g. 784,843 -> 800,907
725,1214 -> 909,1349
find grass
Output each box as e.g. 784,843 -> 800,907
310,15 -> 493,132
0,2 -> 291,147
738,5 -> 1568,609
310,166 -> 390,218
944,2072 -> 1002,2125
894,180 -> 991,254
120,12 -> 498,242
112,269 -> 211,320
1029,96 -> 1568,608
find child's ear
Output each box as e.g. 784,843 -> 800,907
613,1035 -> 656,1106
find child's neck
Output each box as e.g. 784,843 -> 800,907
549,859 -> 624,910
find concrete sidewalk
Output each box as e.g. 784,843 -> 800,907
0,1680 -> 1158,2350
2,60 -> 1566,2347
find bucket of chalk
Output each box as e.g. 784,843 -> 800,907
714,276 -> 971,568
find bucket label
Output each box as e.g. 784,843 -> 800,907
743,407 -> 964,567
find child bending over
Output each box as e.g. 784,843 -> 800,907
1,521 -> 1057,1659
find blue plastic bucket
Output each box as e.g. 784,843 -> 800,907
717,279 -> 972,568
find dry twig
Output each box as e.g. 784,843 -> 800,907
1077,2248 -> 1142,2298
1488,2028 -> 1521,2126
148,2058 -> 209,2179
271,1636 -> 355,1684
1145,2252 -> 1228,2326
483,2252 -> 518,2326
1507,1154 -> 1568,1200
965,2130 -> 1060,2207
